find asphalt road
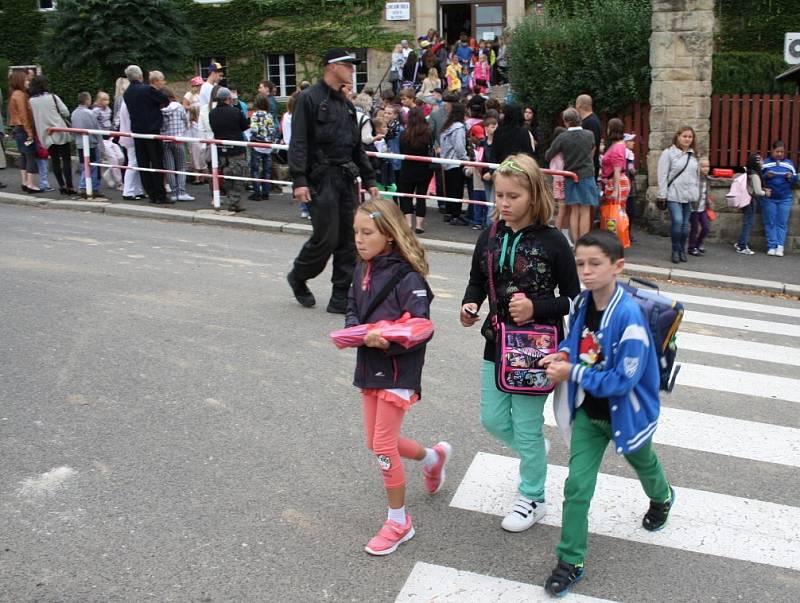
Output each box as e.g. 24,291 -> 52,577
1,205 -> 799,602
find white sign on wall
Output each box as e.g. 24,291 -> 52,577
386,2 -> 410,21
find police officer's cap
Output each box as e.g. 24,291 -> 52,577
322,49 -> 361,66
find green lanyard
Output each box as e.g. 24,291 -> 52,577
498,231 -> 523,273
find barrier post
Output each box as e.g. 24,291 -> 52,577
82,134 -> 92,197
209,143 -> 221,209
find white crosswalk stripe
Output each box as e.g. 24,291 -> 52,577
396,562 -> 617,602
396,286 -> 800,601
450,453 -> 800,572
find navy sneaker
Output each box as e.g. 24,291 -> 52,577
642,485 -> 676,531
544,560 -> 585,597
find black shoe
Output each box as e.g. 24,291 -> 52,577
161,197 -> 176,205
415,228 -> 425,234
679,252 -> 688,262
643,486 -> 675,531
450,216 -> 469,226
287,271 -> 315,308
688,248 -> 700,256
326,299 -> 348,314
0,182 -> 6,189
544,560 -> 585,597
123,195 -> 137,200
59,187 -> 69,195
671,252 -> 680,264
248,192 -> 262,201
21,185 -> 29,192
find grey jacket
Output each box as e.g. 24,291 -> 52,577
30,93 -> 72,148
71,106 -> 101,148
657,145 -> 699,204
439,122 -> 467,170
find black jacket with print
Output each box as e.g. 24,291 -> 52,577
346,252 -> 434,392
462,222 -> 580,361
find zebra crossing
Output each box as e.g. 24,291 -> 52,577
396,285 -> 800,602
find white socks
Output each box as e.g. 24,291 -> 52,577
422,447 -> 438,469
388,506 -> 406,525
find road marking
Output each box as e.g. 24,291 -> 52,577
661,290 -> 800,319
543,405 -> 800,468
677,363 -> 800,402
677,332 -> 800,366
395,562 -> 617,602
450,453 -> 800,571
683,310 -> 800,338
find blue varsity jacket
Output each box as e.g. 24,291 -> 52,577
559,284 -> 661,454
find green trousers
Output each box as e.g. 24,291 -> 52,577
556,408 -> 671,565
480,360 -> 547,501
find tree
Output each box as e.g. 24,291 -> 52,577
40,0 -> 192,82
508,0 -> 651,126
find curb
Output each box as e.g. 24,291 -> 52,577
2,192 -> 797,297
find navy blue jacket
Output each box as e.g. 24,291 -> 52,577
345,252 -> 433,393
122,81 -> 169,134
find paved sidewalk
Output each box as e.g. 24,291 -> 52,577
1,165 -> 798,296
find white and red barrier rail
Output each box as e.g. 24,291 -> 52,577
48,127 -> 577,209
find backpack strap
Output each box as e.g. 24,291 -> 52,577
361,265 -> 413,323
485,220 -> 500,328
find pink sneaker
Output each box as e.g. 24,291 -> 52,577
364,516 -> 415,556
423,441 -> 452,494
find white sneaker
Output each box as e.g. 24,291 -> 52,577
776,245 -> 785,257
767,248 -> 777,256
501,497 -> 547,532
177,193 -> 195,201
735,244 -> 755,255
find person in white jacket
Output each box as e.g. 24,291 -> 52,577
118,100 -> 145,200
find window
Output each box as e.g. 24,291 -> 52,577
265,54 -> 297,99
197,56 -> 227,86
347,49 -> 369,92
38,0 -> 56,10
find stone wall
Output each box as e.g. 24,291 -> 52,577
646,0 -> 714,203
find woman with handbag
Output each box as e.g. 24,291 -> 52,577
657,125 -> 699,263
29,75 -> 76,196
7,69 -> 41,193
460,153 -> 580,533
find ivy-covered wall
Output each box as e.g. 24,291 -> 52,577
179,0 -> 402,87
0,0 -> 403,105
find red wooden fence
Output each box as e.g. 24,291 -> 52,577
710,94 -> 800,168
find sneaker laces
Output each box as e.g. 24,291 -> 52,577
511,497 -> 535,518
549,560 -> 581,586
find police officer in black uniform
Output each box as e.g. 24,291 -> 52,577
287,49 -> 379,313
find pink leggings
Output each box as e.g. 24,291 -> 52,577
362,392 -> 424,489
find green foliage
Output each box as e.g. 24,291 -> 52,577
41,0 -> 192,81
0,0 -> 45,65
509,0 -> 651,125
715,1 -> 800,54
713,52 -> 796,94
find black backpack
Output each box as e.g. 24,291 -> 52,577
620,278 -> 684,392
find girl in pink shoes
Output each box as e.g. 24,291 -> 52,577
346,198 -> 452,556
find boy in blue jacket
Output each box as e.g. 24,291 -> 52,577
541,230 -> 674,597
761,140 -> 797,257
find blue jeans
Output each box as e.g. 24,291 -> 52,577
737,196 -> 759,248
761,196 -> 793,250
249,151 -> 272,197
667,201 -> 691,252
471,189 -> 488,226
78,146 -> 101,193
37,158 -> 51,189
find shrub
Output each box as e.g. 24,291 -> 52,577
508,0 -> 651,126
713,52 -> 796,95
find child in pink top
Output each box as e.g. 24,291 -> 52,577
473,54 -> 491,93
345,199 -> 452,556
549,126 -> 569,242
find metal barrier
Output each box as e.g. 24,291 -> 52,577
48,127 -> 578,210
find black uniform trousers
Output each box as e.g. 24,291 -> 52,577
134,138 -> 167,202
292,166 -> 357,300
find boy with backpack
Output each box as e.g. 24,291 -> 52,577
541,230 -> 675,597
